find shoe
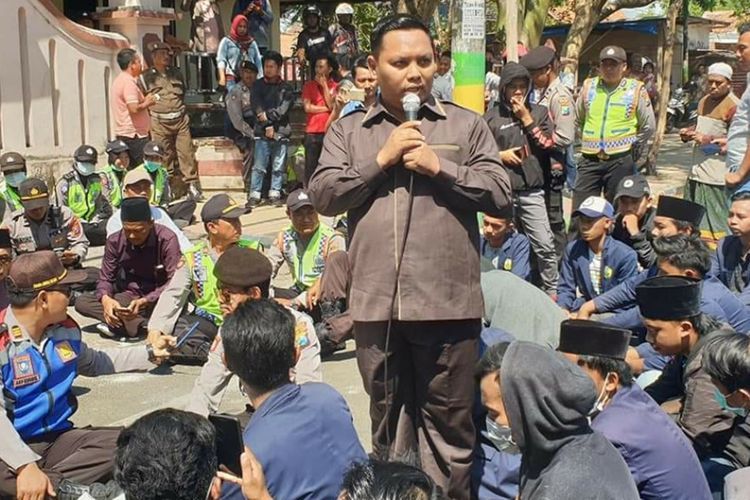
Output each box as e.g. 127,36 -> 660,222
269,196 -> 284,207
187,182 -> 205,202
247,196 -> 262,209
96,323 -> 114,339
315,321 -> 347,359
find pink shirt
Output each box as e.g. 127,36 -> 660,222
111,71 -> 150,137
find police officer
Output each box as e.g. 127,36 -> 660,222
135,140 -> 197,226
55,145 -> 112,247
521,46 -> 577,257
266,189 -> 345,310
0,251 -> 172,498
100,139 -> 131,209
575,45 -> 655,209
226,60 -> 259,203
9,178 -> 98,292
184,244 -> 321,416
143,41 -> 203,201
0,151 -> 28,219
148,194 -> 260,365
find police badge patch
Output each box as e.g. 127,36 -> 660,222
55,340 -> 77,363
13,354 -> 40,388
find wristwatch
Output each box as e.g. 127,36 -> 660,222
146,344 -> 157,364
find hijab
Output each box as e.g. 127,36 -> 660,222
230,15 -> 253,51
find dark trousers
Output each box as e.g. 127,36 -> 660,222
303,133 -> 325,187
354,319 -> 479,500
572,154 -> 636,210
82,221 -> 108,247
115,135 -> 149,167
0,427 -> 120,497
166,200 -> 197,226
74,291 -> 154,338
319,251 -> 353,342
545,174 -> 567,262
169,313 -> 218,365
71,267 -> 100,294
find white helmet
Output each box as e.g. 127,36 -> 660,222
336,3 -> 354,15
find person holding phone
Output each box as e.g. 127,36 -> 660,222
75,197 -> 182,340
485,61 -> 559,297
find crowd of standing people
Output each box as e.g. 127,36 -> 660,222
4,6 -> 750,500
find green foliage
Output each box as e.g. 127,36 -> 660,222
353,2 -> 394,52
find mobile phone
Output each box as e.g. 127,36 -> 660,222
114,306 -> 130,314
349,87 -> 366,102
208,414 -> 244,476
174,321 -> 200,350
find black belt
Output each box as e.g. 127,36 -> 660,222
581,150 -> 632,162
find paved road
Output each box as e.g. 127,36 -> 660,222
69,134 -> 693,449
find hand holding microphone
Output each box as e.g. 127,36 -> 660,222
376,93 -> 440,176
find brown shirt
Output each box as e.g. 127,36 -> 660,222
142,66 -> 187,116
308,97 -> 512,322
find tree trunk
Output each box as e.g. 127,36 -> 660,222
521,0 -> 554,48
559,0 -> 606,75
645,0 -> 681,172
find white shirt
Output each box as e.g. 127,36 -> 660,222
106,206 -> 193,252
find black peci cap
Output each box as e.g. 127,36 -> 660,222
558,319 -> 631,360
120,197 -> 152,223
636,276 -> 702,321
520,46 -> 556,71
214,246 -> 273,288
656,196 -> 706,228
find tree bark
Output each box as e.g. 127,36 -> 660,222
559,0 -> 607,75
391,0 -> 440,23
521,0 -> 554,48
646,0 -> 682,172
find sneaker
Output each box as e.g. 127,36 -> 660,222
269,196 -> 284,207
247,195 -> 262,209
95,323 -> 114,338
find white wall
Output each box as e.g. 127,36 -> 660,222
0,0 -> 127,161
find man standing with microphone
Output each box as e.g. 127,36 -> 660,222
308,15 -> 511,499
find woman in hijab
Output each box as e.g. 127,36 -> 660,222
217,14 -> 264,92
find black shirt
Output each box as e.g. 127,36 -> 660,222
296,28 -> 333,64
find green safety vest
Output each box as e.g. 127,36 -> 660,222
63,173 -> 103,221
134,165 -> 168,206
581,77 -> 642,156
1,186 -> 22,212
279,224 -> 336,290
183,238 -> 263,325
101,165 -> 124,208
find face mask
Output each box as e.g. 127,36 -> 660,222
485,416 -> 520,454
5,172 -> 26,188
714,389 -> 749,418
144,160 -> 161,173
588,373 -> 614,419
74,161 -> 96,176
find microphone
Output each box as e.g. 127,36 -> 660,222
401,93 -> 421,122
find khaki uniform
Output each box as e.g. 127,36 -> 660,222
185,307 -> 322,416
9,206 -> 89,262
143,67 -> 198,188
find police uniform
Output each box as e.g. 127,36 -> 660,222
266,190 -> 345,305
521,47 -> 577,258
136,140 -> 197,225
100,140 -> 129,210
55,145 -> 112,247
142,42 -> 201,200
558,319 -> 713,500
9,178 -> 98,292
639,277 -> 750,496
0,152 -> 27,223
574,46 -> 656,209
184,245 -> 322,416
226,60 -> 258,189
0,252 -> 158,497
148,194 -> 262,365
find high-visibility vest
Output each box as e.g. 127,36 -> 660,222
581,77 -> 642,156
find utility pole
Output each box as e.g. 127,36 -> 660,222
682,0 -> 689,84
451,0 -> 486,113
506,0 -> 518,62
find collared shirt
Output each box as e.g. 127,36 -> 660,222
0,307 -> 152,471
226,81 -> 255,139
142,66 -> 187,116
308,96 -> 511,322
593,384 -> 712,499
97,224 -> 182,303
111,71 -> 150,137
727,85 -> 750,191
532,76 -> 577,151
9,205 -> 89,263
106,206 -> 192,252
222,383 -> 367,500
480,230 -> 531,281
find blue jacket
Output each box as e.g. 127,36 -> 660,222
593,265 -> 657,313
592,384 -> 712,500
481,231 -> 532,281
557,236 -> 638,311
710,235 -> 750,306
223,383 -> 367,500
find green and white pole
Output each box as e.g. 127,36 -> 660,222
451,0 -> 486,114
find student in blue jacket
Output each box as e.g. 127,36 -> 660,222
710,191 -> 750,305
558,196 -> 638,314
481,208 -> 532,282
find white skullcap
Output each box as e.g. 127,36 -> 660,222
708,62 -> 733,81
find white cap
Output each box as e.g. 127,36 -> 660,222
336,3 -> 354,14
708,62 -> 733,81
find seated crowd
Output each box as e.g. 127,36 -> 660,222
3,14 -> 750,500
